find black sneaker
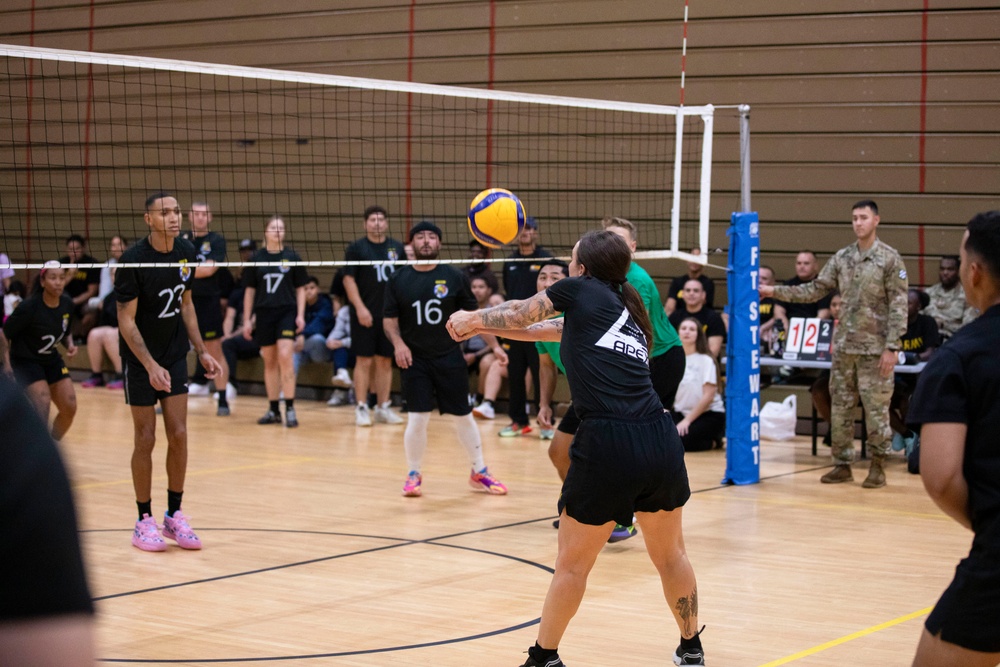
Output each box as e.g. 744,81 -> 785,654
217,405 -> 230,417
673,646 -> 705,666
285,408 -> 299,428
520,653 -> 565,667
257,410 -> 282,425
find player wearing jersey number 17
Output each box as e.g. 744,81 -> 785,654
115,193 -> 223,552
447,230 -> 705,666
383,221 -> 507,498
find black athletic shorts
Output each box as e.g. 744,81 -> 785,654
11,355 -> 70,386
350,311 -> 394,358
401,348 -> 472,416
925,547 -> 1000,652
651,345 -> 686,410
561,411 -> 690,527
557,402 -> 581,436
192,294 -> 223,340
253,306 -> 297,347
123,356 -> 188,407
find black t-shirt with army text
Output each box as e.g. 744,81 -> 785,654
546,276 -> 663,420
343,237 -> 406,317
243,248 -> 309,311
114,237 -> 198,367
180,230 -> 227,298
383,265 -> 477,359
2,293 -> 73,364
901,313 -> 940,355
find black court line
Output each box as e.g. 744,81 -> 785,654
93,466 -> 823,663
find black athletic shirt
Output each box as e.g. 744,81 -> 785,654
908,305 -> 1000,551
778,275 -> 834,319
59,253 -> 101,300
668,274 -> 716,310
243,248 -> 309,310
343,237 -> 406,316
180,230 -> 227,298
114,236 -> 198,367
668,304 -> 727,341
2,292 -> 73,364
0,377 -> 93,620
546,276 -> 662,419
502,247 -> 554,300
901,313 -> 940,354
384,265 -> 477,359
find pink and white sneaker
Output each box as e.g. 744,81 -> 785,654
161,511 -> 202,550
469,468 -> 507,495
402,471 -> 422,497
132,514 -> 167,552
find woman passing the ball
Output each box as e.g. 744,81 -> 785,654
446,230 -> 706,667
1,261 -> 78,441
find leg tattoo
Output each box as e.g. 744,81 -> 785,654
675,588 -> 698,637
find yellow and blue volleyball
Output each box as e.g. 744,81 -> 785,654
467,188 -> 526,249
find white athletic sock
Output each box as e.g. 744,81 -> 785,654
404,411 -> 431,472
454,413 -> 486,472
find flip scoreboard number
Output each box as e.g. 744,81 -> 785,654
782,317 -> 834,361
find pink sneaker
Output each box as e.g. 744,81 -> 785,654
107,379 -> 124,390
132,514 -> 167,552
469,468 -> 507,495
402,471 -> 422,497
161,511 -> 202,550
81,376 -> 104,388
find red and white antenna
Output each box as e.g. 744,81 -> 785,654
679,0 -> 690,106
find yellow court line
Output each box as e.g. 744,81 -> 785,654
73,456 -> 318,490
757,606 -> 932,666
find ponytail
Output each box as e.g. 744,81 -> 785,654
621,282 -> 653,352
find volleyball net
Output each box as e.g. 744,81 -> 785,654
1,44 -> 715,271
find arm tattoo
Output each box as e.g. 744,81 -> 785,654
480,293 -> 558,331
526,319 -> 563,335
674,588 -> 698,637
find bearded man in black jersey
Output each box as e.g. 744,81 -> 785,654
115,192 -> 222,553
383,221 -> 507,498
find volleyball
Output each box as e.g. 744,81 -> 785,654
467,188 -> 526,248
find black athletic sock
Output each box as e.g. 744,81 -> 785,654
167,489 -> 183,517
217,391 -> 229,409
89,372 -> 102,380
270,400 -> 280,414
137,500 -> 152,521
528,643 -> 558,661
112,372 -> 123,381
680,625 -> 706,650
284,398 -> 294,411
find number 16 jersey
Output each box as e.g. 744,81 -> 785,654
383,265 -> 477,359
114,236 -> 198,367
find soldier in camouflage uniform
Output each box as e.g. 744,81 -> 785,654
924,255 -> 977,339
761,200 -> 908,488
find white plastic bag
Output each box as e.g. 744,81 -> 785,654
759,394 -> 798,441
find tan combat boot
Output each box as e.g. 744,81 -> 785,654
862,456 -> 887,489
820,463 -> 853,484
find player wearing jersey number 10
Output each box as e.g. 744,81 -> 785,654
447,230 -> 706,666
383,221 -> 508,498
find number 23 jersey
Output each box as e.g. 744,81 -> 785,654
114,236 -> 198,367
383,265 -> 477,358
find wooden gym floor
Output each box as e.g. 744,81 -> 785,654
61,388 -> 963,666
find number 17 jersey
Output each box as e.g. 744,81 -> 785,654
114,236 -> 197,367
383,265 -> 477,358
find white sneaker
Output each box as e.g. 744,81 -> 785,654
331,368 -> 353,388
327,389 -> 348,406
472,402 -> 495,420
374,402 -> 404,425
188,382 -> 210,396
355,403 -> 373,427
225,382 -> 237,402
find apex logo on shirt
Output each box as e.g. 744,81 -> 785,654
179,261 -> 192,282
433,282 -> 449,298
595,308 -> 648,362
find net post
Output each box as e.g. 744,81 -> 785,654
723,210 -> 761,485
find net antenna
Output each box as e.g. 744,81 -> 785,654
1,44 -> 715,270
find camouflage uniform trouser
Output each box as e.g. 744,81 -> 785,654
829,352 -> 894,463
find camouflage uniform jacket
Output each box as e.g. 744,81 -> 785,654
924,282 -> 976,338
771,238 -> 908,355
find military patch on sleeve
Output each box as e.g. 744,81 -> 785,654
899,269 -> 907,280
